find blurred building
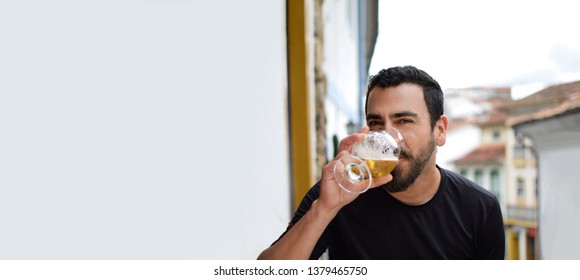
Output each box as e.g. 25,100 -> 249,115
444,81 -> 580,259
510,81 -> 580,259
438,87 -> 510,171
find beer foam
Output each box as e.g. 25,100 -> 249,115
352,131 -> 400,160
360,154 -> 399,161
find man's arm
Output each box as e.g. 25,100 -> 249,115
257,199 -> 338,259
259,172 -> 391,259
257,154 -> 360,260
258,127 -> 393,259
258,127 -> 392,259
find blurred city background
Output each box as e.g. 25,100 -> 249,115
1,0 -> 579,259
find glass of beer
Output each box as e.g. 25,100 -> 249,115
333,128 -> 403,194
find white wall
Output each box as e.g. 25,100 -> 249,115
0,0 -> 290,259
536,143 -> 580,259
481,125 -> 505,143
517,113 -> 580,259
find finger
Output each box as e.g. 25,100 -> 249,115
358,126 -> 369,134
338,133 -> 366,153
326,149 -> 353,178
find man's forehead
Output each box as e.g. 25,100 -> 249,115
368,84 -> 424,101
366,84 -> 427,115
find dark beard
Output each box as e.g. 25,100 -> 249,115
382,135 -> 436,193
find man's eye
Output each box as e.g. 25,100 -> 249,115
398,119 -> 412,124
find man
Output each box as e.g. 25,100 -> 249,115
258,66 -> 505,259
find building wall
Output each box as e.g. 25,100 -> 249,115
323,0 -> 364,160
517,112 -> 580,259
0,0 -> 290,259
537,142 -> 580,259
481,124 -> 506,143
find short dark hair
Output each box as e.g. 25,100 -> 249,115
365,65 -> 444,130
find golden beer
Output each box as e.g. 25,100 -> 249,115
363,158 -> 398,178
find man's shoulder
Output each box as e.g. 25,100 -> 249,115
439,167 -> 498,204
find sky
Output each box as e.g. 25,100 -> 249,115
369,0 -> 580,99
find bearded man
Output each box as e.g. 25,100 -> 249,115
258,66 -> 505,260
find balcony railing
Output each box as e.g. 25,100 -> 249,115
507,206 -> 537,222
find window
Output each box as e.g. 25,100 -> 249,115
493,130 -> 501,141
490,169 -> 500,198
513,146 -> 525,160
517,178 -> 525,198
459,168 -> 468,177
474,169 -> 484,185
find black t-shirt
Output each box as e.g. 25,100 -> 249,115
279,166 -> 505,259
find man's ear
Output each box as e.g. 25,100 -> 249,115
435,115 -> 448,146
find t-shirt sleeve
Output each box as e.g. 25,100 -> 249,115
476,198 -> 506,259
271,181 -> 330,259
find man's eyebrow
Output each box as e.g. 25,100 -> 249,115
392,111 -> 419,118
366,111 -> 420,120
366,113 -> 382,120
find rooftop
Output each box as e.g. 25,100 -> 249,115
507,80 -> 580,126
477,111 -> 508,127
453,143 -> 506,165
501,80 -> 580,109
